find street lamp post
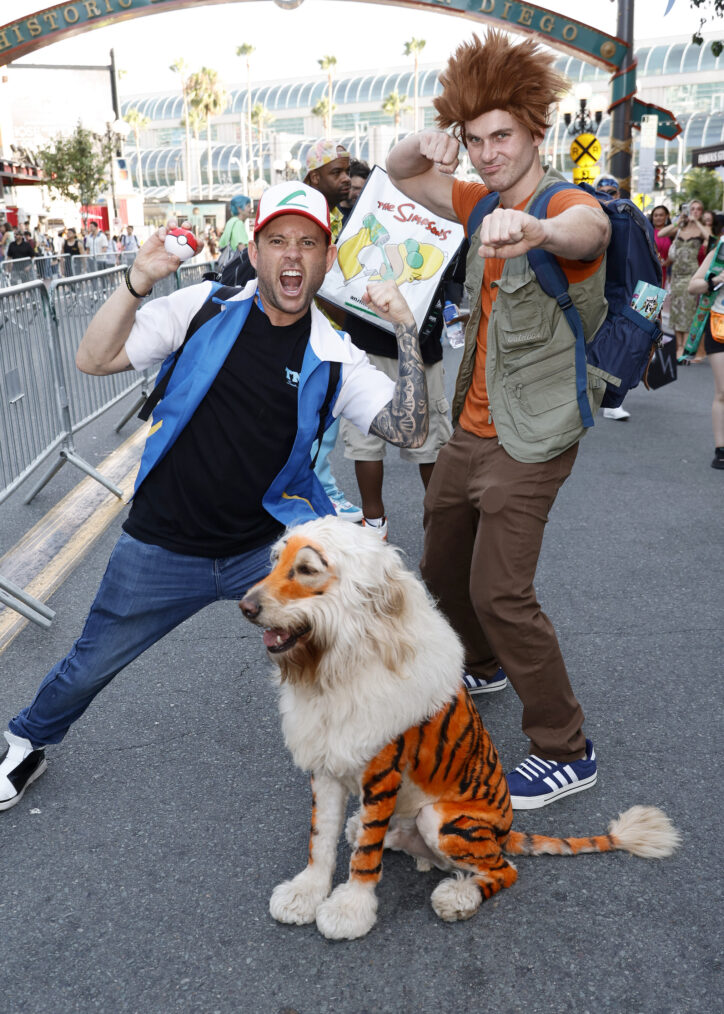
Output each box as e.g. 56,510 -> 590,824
104,117 -> 130,229
610,0 -> 635,197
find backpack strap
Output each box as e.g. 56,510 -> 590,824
310,360 -> 342,470
467,192 -> 500,237
138,283 -> 237,421
526,184 -> 595,429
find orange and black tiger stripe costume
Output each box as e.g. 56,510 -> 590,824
326,688 -> 629,903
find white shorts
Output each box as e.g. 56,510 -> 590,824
340,356 -> 453,464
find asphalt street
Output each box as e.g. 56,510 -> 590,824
0,345 -> 721,1014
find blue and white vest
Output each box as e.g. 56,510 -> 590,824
134,283 -> 345,528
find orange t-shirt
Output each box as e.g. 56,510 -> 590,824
452,178 -> 604,438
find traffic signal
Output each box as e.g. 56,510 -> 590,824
654,164 -> 667,190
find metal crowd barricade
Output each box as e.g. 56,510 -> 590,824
176,260 -> 214,288
0,280 -> 67,626
1,258 -> 35,287
0,280 -> 64,501
0,575 -> 55,629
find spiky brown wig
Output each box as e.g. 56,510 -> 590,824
433,31 -> 569,144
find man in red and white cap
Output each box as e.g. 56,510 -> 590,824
0,181 -> 429,814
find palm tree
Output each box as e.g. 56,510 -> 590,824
382,90 -> 412,145
311,97 -> 337,139
236,43 -> 255,186
180,103 -> 204,198
251,103 -> 275,183
403,37 -> 426,132
188,67 -> 229,199
170,58 -> 192,195
317,55 -> 337,139
123,106 -> 150,206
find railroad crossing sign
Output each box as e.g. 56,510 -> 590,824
570,133 -> 602,168
572,167 -> 598,185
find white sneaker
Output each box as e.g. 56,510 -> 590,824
603,406 -> 631,420
362,517 -> 388,542
0,731 -> 47,811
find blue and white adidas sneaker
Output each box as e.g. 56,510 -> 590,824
506,739 -> 597,810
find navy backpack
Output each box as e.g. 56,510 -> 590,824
467,181 -> 663,427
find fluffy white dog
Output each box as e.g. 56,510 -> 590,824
240,516 -> 680,941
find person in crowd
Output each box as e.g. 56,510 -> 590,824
120,225 -> 140,254
1,222 -> 14,259
338,159 -> 455,541
660,199 -> 710,359
0,182 -> 429,812
62,228 -> 82,257
700,209 -> 720,261
218,195 -> 252,260
303,140 -> 364,523
595,175 -> 619,198
688,240 -> 724,469
85,221 -> 111,266
386,30 -> 611,809
339,159 -> 371,225
649,205 -> 672,286
7,228 -> 34,260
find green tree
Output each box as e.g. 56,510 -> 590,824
403,37 -> 426,132
251,103 -> 275,182
382,90 -> 412,144
170,58 -> 193,195
317,55 -> 337,138
123,106 -> 150,205
36,122 -> 114,229
188,66 -> 229,199
691,0 -> 724,57
679,166 -> 724,210
236,43 -> 255,185
312,96 -> 337,139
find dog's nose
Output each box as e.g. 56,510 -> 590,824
239,595 -> 260,620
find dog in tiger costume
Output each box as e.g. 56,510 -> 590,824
240,516 -> 680,941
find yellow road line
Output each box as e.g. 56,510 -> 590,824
0,426 -> 147,654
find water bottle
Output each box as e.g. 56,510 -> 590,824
444,301 -> 465,349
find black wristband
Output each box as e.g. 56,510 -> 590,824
125,265 -> 151,299
708,275 -> 717,293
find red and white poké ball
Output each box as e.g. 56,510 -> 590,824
164,227 -> 198,262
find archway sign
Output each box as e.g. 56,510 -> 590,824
0,0 -> 627,68
0,0 -> 680,191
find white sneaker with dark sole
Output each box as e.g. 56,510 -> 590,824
0,731 -> 47,811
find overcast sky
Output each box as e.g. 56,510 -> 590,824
1,0 -> 715,97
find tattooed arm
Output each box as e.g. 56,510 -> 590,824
364,281 -> 429,448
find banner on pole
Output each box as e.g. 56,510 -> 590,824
319,166 -> 464,334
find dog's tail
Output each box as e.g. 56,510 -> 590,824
501,805 -> 680,859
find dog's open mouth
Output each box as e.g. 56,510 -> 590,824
262,625 -> 311,654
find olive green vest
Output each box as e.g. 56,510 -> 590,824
452,167 -> 610,463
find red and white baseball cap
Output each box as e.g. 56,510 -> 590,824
253,181 -> 331,239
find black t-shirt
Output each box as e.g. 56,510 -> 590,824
124,302 -> 311,557
7,240 -> 34,259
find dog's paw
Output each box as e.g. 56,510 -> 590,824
431,875 -> 482,922
344,809 -> 361,848
269,873 -> 329,925
315,881 -> 378,940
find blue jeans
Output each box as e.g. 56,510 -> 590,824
9,533 -> 273,748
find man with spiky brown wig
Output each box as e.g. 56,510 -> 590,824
387,30 -> 611,810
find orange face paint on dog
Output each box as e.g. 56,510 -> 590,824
262,536 -> 335,601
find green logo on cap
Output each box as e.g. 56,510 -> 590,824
277,189 -> 309,208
